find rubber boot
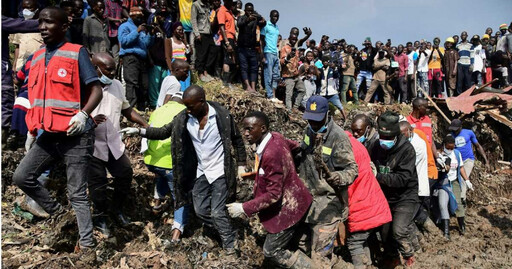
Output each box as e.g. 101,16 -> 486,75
289,250 -> 317,269
23,196 -> 50,218
93,215 -> 111,237
422,217 -> 439,234
442,219 -> 450,240
457,217 -> 465,235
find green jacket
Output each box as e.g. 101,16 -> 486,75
143,101 -> 186,169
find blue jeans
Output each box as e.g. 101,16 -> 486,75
263,52 -> 280,98
238,47 -> 259,83
13,130 -> 95,247
356,70 -> 372,99
147,165 -> 189,232
325,94 -> 343,111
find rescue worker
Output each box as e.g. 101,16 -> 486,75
13,6 -> 103,258
120,85 -> 247,255
88,53 -> 149,237
370,111 -> 420,267
351,114 -> 379,154
227,111 -> 314,268
299,96 -> 359,264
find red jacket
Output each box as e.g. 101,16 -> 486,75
243,132 -> 312,234
26,43 -> 82,134
345,131 -> 392,233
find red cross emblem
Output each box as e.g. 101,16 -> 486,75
57,68 -> 67,78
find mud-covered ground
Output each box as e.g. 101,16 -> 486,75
2,82 -> 512,268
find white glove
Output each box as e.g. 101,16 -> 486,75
118,127 -> 140,136
237,165 -> 247,178
67,111 -> 88,136
226,203 -> 245,218
25,132 -> 36,152
465,180 -> 474,191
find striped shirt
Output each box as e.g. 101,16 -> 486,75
457,41 -> 472,65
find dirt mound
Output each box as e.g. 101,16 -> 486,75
2,81 -> 512,268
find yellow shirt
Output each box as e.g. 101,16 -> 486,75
428,47 -> 445,70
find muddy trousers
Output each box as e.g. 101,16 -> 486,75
263,224 -> 299,268
192,175 -> 236,249
88,152 -> 132,216
13,130 -> 95,247
381,202 -> 420,259
346,229 -> 374,267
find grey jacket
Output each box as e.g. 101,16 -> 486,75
191,0 -> 211,37
144,101 -> 246,208
298,119 -> 359,224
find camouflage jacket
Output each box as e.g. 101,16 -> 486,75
298,119 -> 359,224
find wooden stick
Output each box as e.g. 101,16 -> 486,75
498,160 -> 511,165
475,78 -> 499,91
418,87 -> 451,124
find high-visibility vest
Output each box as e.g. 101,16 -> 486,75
26,43 -> 82,133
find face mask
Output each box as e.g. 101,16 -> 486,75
22,9 -> 36,20
444,147 -> 453,155
133,18 -> 144,25
98,69 -> 113,85
357,136 -> 366,143
309,124 -> 327,134
407,131 -> 413,142
379,138 -> 396,150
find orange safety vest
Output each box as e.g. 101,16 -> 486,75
26,43 -> 82,133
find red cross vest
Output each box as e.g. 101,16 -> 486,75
26,43 -> 82,134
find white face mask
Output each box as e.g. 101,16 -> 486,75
98,68 -> 113,85
22,9 -> 36,20
443,147 -> 453,155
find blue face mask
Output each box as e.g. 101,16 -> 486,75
379,138 -> 396,150
98,69 -> 113,85
357,136 -> 366,143
309,124 -> 328,134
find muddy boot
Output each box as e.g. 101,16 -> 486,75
22,196 -> 50,218
411,233 -> 422,253
93,215 -> 111,237
72,246 -> 97,267
422,217 -> 439,234
351,254 -> 367,269
457,217 -> 465,235
289,250 -> 318,269
442,219 -> 450,240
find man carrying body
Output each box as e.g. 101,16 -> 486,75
120,85 -> 247,255
370,111 -> 420,267
88,53 -> 149,236
13,7 -> 103,257
227,111 -> 314,268
299,96 -> 358,264
351,114 -> 379,154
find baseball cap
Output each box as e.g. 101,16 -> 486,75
482,34 -> 490,40
448,119 -> 462,131
446,37 -> 455,43
303,96 -> 329,121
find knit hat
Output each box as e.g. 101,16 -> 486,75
377,111 -> 400,137
500,23 -> 508,30
129,6 -> 143,16
172,21 -> 183,33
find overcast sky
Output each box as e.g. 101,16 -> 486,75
251,0 -> 512,47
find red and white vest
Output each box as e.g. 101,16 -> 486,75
26,43 -> 82,133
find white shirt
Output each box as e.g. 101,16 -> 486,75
445,150 -> 463,182
187,104 -> 225,184
409,133 -> 429,196
91,79 -> 131,161
471,44 -> 486,73
256,132 -> 272,159
407,51 -> 418,75
417,49 -> 431,73
157,75 -> 181,107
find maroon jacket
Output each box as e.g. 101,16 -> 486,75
242,132 -> 313,234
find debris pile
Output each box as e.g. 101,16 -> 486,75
2,81 -> 512,268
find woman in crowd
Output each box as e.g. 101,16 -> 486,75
165,22 -> 192,91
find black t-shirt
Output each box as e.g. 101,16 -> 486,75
358,47 -> 376,72
237,15 -> 261,48
149,33 -> 167,67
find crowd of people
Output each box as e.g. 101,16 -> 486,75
1,0 -> 507,268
